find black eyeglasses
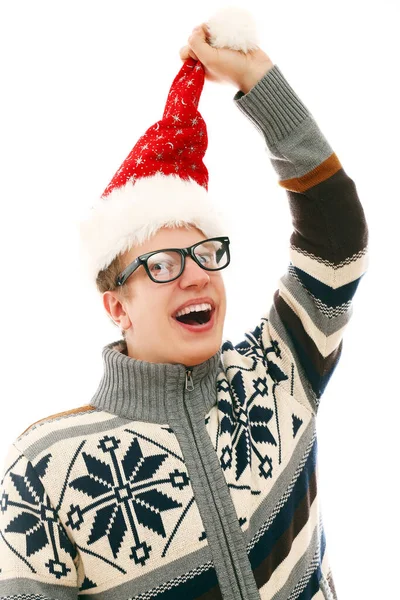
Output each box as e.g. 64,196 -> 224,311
115,236 -> 230,286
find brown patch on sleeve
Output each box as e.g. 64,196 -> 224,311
279,153 -> 342,192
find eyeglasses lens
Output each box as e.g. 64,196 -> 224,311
147,240 -> 228,282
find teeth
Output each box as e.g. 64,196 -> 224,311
175,303 -> 212,318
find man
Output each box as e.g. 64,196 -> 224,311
0,18 -> 368,600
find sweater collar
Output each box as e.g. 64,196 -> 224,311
89,339 -> 223,423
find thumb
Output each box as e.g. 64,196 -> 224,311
187,24 -> 215,65
179,44 -> 199,61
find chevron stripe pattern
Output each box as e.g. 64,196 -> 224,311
232,66 -> 368,412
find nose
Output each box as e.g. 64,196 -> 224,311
179,256 -> 210,288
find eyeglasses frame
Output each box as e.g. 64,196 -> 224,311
115,236 -> 231,287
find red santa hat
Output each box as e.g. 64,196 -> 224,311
79,7 -> 260,286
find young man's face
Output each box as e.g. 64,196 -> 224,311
103,225 -> 227,366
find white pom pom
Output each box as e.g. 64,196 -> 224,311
207,6 -> 260,53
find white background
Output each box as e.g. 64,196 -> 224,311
0,1 -> 399,597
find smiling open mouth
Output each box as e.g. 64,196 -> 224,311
175,309 -> 213,326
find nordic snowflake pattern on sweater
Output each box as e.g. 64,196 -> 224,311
1,339 -> 313,598
0,452 -> 76,579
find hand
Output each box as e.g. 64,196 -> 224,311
179,23 -> 275,94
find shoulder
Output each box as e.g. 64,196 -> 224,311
18,404 -> 96,438
1,405 -> 125,487
14,403 -> 108,457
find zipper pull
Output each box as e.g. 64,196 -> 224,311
185,369 -> 194,391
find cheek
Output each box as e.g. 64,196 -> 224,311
144,291 -> 172,326
219,295 -> 228,323
216,279 -> 227,304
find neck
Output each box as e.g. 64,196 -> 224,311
124,336 -> 209,366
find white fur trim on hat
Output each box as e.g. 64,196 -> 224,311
207,7 -> 260,53
79,173 -> 228,286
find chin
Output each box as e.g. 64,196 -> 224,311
179,340 -> 221,367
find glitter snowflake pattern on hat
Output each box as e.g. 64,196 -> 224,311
103,59 -> 209,197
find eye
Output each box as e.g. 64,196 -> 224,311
147,251 -> 182,281
197,252 -> 212,265
150,260 -> 173,274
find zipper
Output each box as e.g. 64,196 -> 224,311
185,368 -> 194,391
182,367 -> 244,597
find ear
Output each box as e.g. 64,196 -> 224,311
103,290 -> 132,331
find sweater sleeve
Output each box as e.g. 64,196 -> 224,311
0,443 -> 79,599
232,65 -> 369,413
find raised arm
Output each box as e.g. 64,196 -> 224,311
232,65 -> 369,413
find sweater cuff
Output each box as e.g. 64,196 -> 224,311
233,64 -> 312,146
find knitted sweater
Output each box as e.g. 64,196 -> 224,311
0,65 -> 368,600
